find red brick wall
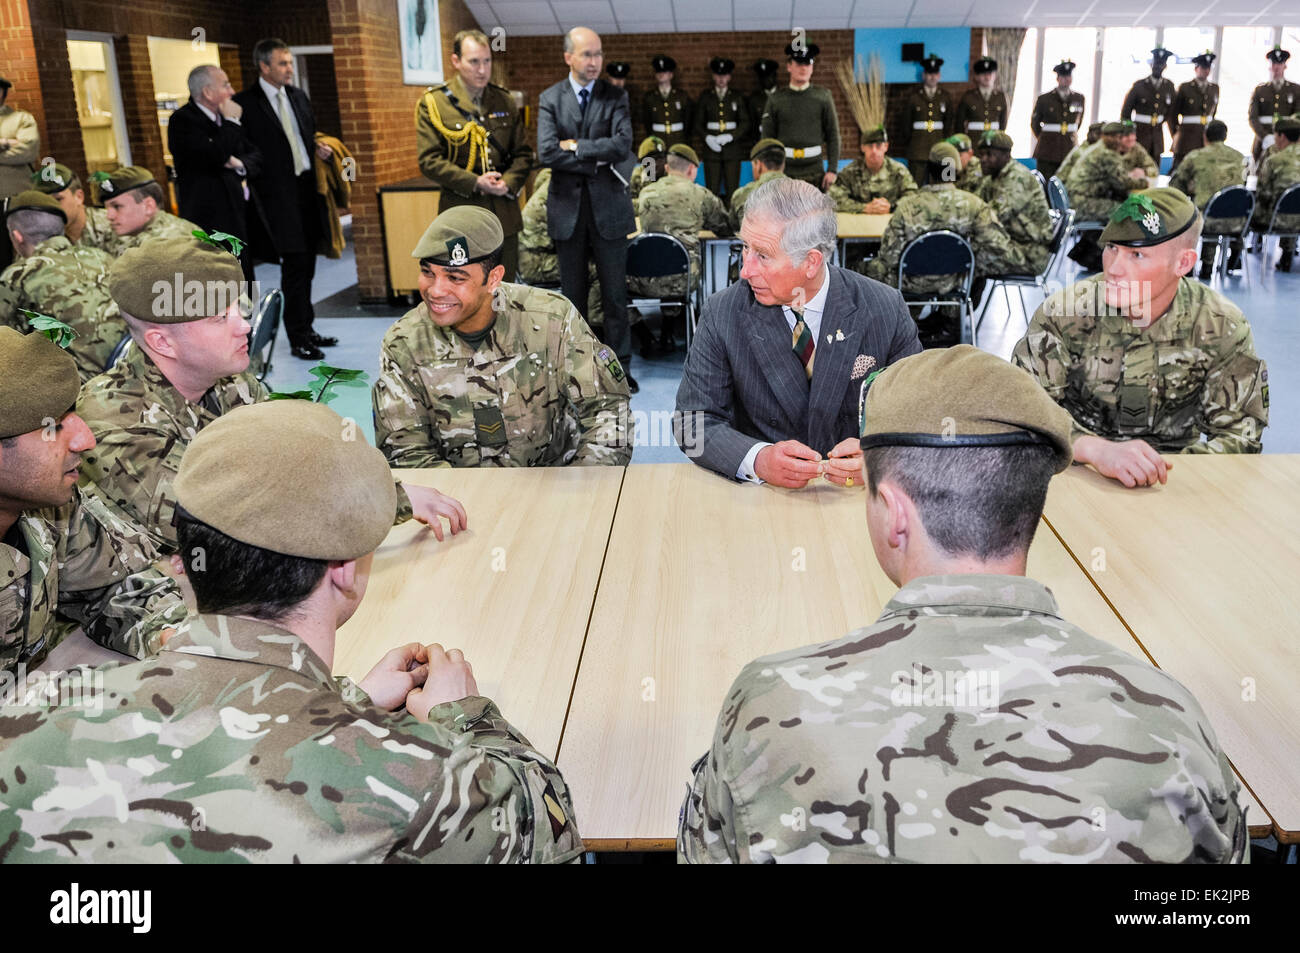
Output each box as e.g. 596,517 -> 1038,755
0,0 -> 46,176
331,0 -> 480,299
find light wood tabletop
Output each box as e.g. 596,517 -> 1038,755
557,463 -> 1153,849
1042,457 -> 1300,843
333,466 -> 625,759
836,212 -> 891,239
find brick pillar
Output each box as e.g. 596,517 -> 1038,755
26,2 -> 85,181
115,33 -> 166,185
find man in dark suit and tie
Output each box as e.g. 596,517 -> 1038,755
233,37 -> 336,360
675,177 -> 921,487
537,26 -> 638,392
168,65 -> 261,283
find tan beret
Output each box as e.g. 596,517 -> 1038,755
173,401 -> 397,561
108,236 -> 246,323
5,190 -> 66,222
0,327 -> 81,439
412,205 -> 503,265
860,345 -> 1073,473
750,137 -> 784,159
929,141 -> 961,166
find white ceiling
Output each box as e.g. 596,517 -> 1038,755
463,0 -> 1300,35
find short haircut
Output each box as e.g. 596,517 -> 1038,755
253,37 -> 290,69
177,510 -> 327,623
563,28 -> 578,54
744,176 -> 836,264
928,157 -> 958,183
7,208 -> 64,245
754,145 -> 786,169
865,444 -> 1057,559
119,181 -> 165,207
454,29 -> 490,57
0,435 -> 16,448
187,64 -> 221,102
479,246 -> 502,281
1170,213 -> 1205,255
1206,122 -> 1228,143
665,153 -> 694,174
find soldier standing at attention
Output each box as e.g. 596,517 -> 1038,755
642,54 -> 691,149
0,191 -> 123,382
761,41 -> 840,191
1250,116 -> 1300,272
1168,120 -> 1247,278
1014,187 -> 1268,487
0,328 -> 186,678
746,59 -> 779,154
955,57 -> 1007,143
694,57 -> 751,200
679,344 -> 1248,864
828,125 -> 916,214
1121,47 -> 1176,162
1249,46 -> 1300,164
1171,51 -> 1220,171
416,29 -> 533,282
976,133 -> 1054,275
1031,60 -> 1085,182
0,398 -> 584,864
902,54 -> 950,186
373,206 -> 632,469
30,163 -> 115,251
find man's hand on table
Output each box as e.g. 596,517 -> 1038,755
754,440 -> 823,488
821,437 -> 864,487
863,198 -> 890,214
360,642 -> 430,710
404,484 -> 468,541
1073,435 -> 1173,488
406,644 -> 478,721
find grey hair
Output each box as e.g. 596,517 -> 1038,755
744,177 -> 837,265
563,28 -> 577,53
187,65 -> 221,102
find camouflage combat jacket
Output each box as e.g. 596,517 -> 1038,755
827,158 -> 917,213
633,173 -> 730,296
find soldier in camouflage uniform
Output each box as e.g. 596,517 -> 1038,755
761,42 -> 840,190
0,191 -> 124,381
0,399 -> 583,863
869,143 -> 1026,346
518,168 -> 602,326
1014,189 -> 1268,489
78,238 -> 462,550
946,133 -> 982,193
976,133 -> 1054,275
1168,120 -> 1247,278
729,138 -> 787,232
0,328 -> 185,677
30,162 -> 114,252
1250,116 -> 1300,270
1118,121 -> 1160,179
1053,132 -> 1100,190
827,125 -> 917,214
633,143 -> 731,299
679,345 -> 1247,864
1065,122 -> 1151,270
95,166 -> 199,256
628,135 -> 666,206
374,206 -> 632,469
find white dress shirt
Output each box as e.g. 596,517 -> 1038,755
736,264 -> 831,483
259,76 -> 310,175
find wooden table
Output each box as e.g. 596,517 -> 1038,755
1043,457 -> 1300,843
557,463 -> 1154,849
835,212 -> 891,239
334,467 -> 625,759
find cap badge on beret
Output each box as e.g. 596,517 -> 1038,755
1112,193 -> 1160,235
447,237 -> 469,266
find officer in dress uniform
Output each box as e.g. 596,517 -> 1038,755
641,54 -> 692,148
1121,47 -> 1177,161
694,57 -> 752,200
746,59 -> 779,153
902,53 -> 951,186
1249,46 -> 1300,163
416,29 -> 533,281
1031,60 -> 1085,182
955,57 -> 1007,145
1171,51 -> 1220,170
760,41 -> 840,190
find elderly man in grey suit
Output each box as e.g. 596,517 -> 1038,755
675,178 -> 921,487
538,26 -> 639,392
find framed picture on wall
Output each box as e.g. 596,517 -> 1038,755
398,0 -> 443,85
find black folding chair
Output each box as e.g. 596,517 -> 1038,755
897,230 -> 976,344
1032,168 -> 1047,193
1050,174 -> 1104,259
626,232 -> 696,347
247,288 -> 283,382
1260,181 -> 1300,272
105,334 -> 132,370
1202,185 -> 1254,283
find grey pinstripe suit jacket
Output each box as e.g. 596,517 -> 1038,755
674,267 -> 922,479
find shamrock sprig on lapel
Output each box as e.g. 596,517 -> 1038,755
268,363 -> 368,404
20,309 -> 77,349
191,228 -> 246,258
